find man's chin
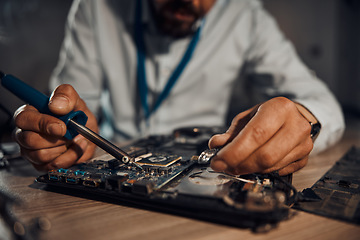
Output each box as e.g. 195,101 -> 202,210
160,22 -> 196,38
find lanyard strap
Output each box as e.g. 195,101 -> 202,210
135,0 -> 203,119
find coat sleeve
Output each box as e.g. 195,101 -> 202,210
49,0 -> 103,116
243,0 -> 345,153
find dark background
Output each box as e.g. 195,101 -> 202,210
0,0 -> 359,142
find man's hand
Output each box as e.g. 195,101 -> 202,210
209,97 -> 315,176
14,84 -> 98,171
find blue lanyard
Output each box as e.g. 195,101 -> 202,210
135,0 -> 203,120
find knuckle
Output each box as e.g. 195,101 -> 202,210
299,118 -> 312,136
20,131 -> 38,148
31,148 -> 61,164
218,150 -> 240,169
223,155 -> 238,169
256,151 -> 275,171
273,97 -> 296,115
286,157 -> 309,173
274,96 -> 292,108
77,98 -> 87,110
279,96 -> 292,104
295,157 -> 308,171
38,117 -> 50,134
304,138 -> 314,153
292,158 -> 308,173
49,161 -> 62,170
31,149 -> 50,162
256,150 -> 276,170
249,125 -> 267,145
50,158 -> 73,170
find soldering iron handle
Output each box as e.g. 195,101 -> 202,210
0,72 -> 88,139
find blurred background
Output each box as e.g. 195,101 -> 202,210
0,0 -> 359,142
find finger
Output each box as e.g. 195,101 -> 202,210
278,157 -> 308,176
30,147 -> 82,172
47,137 -> 91,170
260,136 -> 313,174
208,105 -> 259,149
208,133 -> 230,150
71,134 -> 96,164
29,136 -> 95,171
21,144 -> 68,165
231,115 -> 311,174
48,84 -> 87,115
49,84 -> 99,136
14,105 -> 66,137
15,128 -> 67,150
213,102 -> 287,172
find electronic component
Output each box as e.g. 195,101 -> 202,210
295,146 -> 360,225
36,126 -> 295,231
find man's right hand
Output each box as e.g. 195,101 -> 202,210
14,84 -> 98,171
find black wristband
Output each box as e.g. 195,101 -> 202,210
310,122 -> 321,142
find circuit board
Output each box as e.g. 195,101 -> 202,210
294,146 -> 360,224
36,127 -> 295,231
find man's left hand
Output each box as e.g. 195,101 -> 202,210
209,97 -> 314,176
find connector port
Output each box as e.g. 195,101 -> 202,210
83,177 -> 102,187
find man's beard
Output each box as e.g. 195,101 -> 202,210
150,1 -> 201,38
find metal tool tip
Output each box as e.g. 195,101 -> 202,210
133,162 -> 143,170
198,148 -> 219,164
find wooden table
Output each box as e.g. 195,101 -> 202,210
1,119 -> 359,240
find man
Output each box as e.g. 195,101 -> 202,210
14,0 -> 344,176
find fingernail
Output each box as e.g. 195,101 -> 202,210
49,96 -> 69,110
47,123 -> 64,136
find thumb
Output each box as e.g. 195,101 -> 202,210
209,104 -> 260,149
48,84 -> 80,115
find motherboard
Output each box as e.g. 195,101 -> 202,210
36,126 -> 295,231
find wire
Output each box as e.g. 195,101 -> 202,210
269,173 -> 298,206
